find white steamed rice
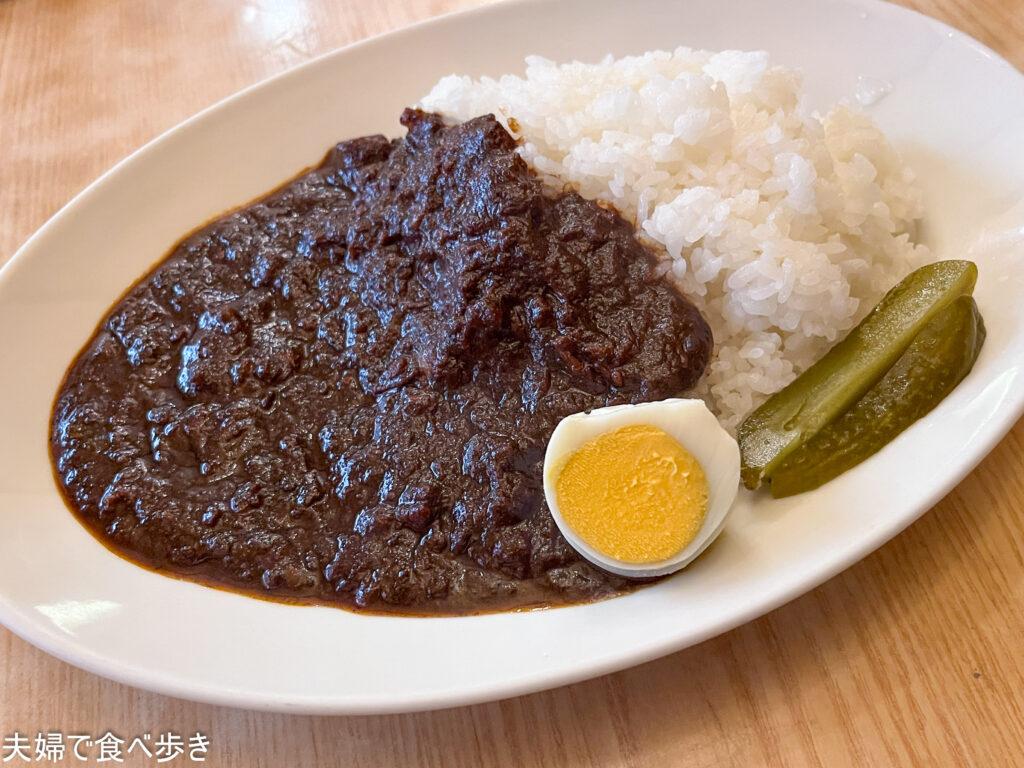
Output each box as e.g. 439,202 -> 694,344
420,48 -> 930,430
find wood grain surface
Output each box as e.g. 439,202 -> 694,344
3,1 -> 1024,765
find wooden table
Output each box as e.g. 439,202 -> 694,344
3,1 -> 1024,765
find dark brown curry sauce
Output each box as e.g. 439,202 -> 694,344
50,109 -> 712,615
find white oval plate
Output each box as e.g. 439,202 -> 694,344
2,0 -> 1024,715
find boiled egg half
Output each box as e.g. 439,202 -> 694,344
543,399 -> 740,578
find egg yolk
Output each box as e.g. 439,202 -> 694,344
554,424 -> 708,564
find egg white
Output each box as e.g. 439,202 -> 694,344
543,398 -> 740,578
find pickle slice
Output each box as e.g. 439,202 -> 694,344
767,295 -> 985,498
739,260 -> 978,489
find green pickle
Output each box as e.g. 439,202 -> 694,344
767,295 -> 985,498
738,260 -> 981,491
